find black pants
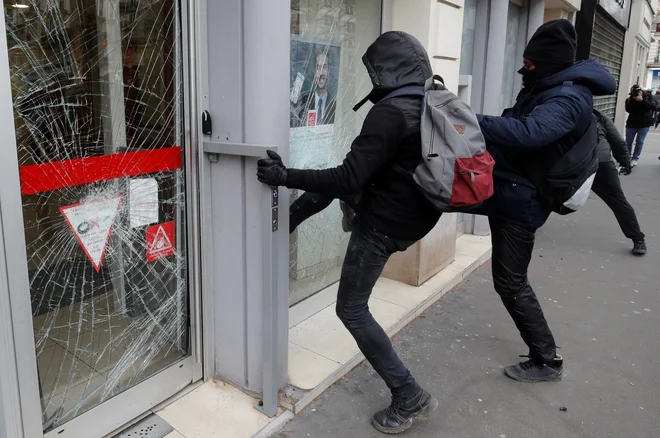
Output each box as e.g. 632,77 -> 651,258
336,220 -> 419,398
489,217 -> 557,364
591,161 -> 645,242
289,192 -> 333,233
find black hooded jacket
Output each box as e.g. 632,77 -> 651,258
284,32 -> 441,241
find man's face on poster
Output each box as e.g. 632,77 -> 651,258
315,54 -> 329,92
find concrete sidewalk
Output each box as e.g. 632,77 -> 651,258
275,138 -> 660,438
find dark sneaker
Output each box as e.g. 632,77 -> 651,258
632,240 -> 647,256
504,355 -> 563,383
371,389 -> 438,434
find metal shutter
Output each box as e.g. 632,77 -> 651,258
590,8 -> 625,119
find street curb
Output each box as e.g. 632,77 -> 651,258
252,410 -> 294,438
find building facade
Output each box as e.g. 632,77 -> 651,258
0,1 -> 579,438
644,6 -> 660,89
614,0 -> 655,130
576,0 -> 633,119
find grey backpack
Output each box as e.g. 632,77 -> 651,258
340,75 -> 495,231
384,75 -> 495,212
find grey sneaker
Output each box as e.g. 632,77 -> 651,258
371,389 -> 438,434
632,240 -> 647,256
504,355 -> 563,383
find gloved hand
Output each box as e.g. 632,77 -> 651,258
257,150 -> 288,186
619,166 -> 632,175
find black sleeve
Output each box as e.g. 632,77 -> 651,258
285,103 -> 407,198
642,94 -> 655,110
601,114 -> 631,167
625,98 -> 632,113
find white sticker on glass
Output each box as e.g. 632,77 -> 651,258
60,196 -> 124,271
129,178 -> 159,228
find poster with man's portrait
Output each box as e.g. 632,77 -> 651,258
290,37 -> 341,128
290,37 -> 341,171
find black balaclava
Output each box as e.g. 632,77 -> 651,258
519,19 -> 577,84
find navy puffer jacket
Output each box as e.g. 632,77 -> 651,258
476,59 -> 617,228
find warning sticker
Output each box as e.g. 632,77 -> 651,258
146,222 -> 175,262
60,196 -> 124,272
307,110 -> 317,127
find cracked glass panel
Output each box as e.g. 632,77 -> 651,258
289,0 -> 381,306
5,0 -> 187,431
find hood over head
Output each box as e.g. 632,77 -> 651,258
353,31 -> 432,111
530,58 -> 617,97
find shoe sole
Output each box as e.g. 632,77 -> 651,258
632,251 -> 647,256
503,368 -> 563,383
371,396 -> 439,435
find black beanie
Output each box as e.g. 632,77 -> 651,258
523,19 -> 577,66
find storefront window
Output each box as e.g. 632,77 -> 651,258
460,0 -> 477,76
289,0 -> 381,306
5,0 -> 187,431
501,1 -> 522,111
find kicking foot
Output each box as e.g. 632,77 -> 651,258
631,159 -> 638,167
371,389 -> 438,434
632,240 -> 647,256
504,355 -> 563,383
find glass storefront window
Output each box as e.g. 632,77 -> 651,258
5,0 -> 188,431
501,1 -> 522,111
289,0 -> 381,306
460,0 -> 477,76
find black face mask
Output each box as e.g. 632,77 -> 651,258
518,62 -> 574,85
518,67 -> 537,84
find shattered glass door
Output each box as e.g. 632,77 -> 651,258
5,0 -> 188,432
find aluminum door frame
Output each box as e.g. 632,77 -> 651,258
0,0 -> 204,437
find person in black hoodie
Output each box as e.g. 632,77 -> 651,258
257,31 -> 440,434
625,84 -> 654,166
592,109 -> 647,255
476,20 -> 617,382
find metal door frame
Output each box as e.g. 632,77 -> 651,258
0,0 -> 204,436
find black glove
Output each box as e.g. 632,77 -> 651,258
619,166 -> 632,175
257,150 -> 288,186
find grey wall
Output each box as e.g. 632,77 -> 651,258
201,0 -> 290,392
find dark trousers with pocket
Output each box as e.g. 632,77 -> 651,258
336,219 -> 420,398
489,216 -> 558,364
591,161 -> 645,242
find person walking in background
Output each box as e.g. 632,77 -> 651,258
652,90 -> 660,130
592,109 -> 647,256
625,85 -> 654,166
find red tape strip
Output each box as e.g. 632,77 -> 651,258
19,146 -> 182,195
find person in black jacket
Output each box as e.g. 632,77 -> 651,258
625,85 -> 654,166
475,20 -> 617,383
258,31 -> 440,434
592,110 -> 647,255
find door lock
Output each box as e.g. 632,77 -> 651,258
202,110 -> 212,136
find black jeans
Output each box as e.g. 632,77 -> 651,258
591,161 -> 645,242
336,220 -> 419,398
489,217 -> 557,364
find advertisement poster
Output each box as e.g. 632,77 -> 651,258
290,37 -> 341,170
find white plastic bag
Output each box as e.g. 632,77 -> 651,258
562,173 -> 596,212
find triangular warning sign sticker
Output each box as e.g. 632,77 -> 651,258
60,196 -> 123,272
146,222 -> 175,262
